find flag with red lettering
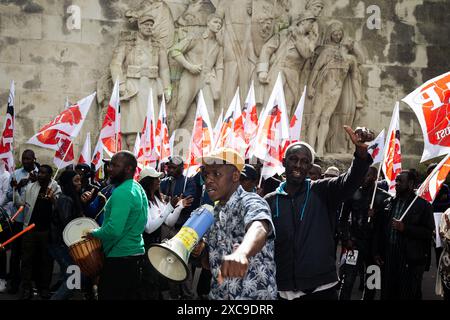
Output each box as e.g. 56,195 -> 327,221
137,89 -> 158,167
367,129 -> 385,164
155,96 -> 171,162
53,132 -> 74,169
417,153 -> 450,202
213,109 -> 223,147
382,103 -> 402,195
189,90 -> 213,165
243,82 -> 259,159
91,137 -> 103,172
78,132 -> 91,165
290,86 -> 306,143
215,89 -> 245,152
402,72 -> 450,162
100,79 -> 121,156
251,73 -> 290,179
0,81 -> 15,172
27,92 -> 95,151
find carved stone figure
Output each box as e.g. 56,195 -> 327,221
215,0 -> 253,110
125,0 -> 175,48
110,13 -> 172,149
250,1 -> 276,110
306,21 -> 364,157
257,12 -> 316,116
177,0 -> 216,28
305,0 -> 326,47
169,13 -> 224,133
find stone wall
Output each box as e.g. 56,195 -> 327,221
0,0 -> 448,172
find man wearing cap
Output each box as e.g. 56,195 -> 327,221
160,155 -> 198,228
195,148 -> 277,300
258,11 -> 317,115
324,166 -> 340,179
110,11 -> 171,150
240,164 -> 259,193
264,126 -> 374,300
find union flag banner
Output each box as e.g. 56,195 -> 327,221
0,81 -> 15,172
382,103 -> 402,195
137,89 -> 158,167
367,129 -> 385,165
189,90 -> 213,165
100,79 -> 121,156
251,73 -> 290,179
402,71 -> 450,162
417,153 -> 450,203
53,132 -> 74,169
155,96 -> 171,162
243,82 -> 259,159
290,86 -> 306,143
27,92 -> 95,151
91,136 -> 103,172
215,88 -> 245,153
78,132 -> 91,165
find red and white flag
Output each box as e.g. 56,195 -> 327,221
0,81 -> 15,172
53,132 -> 74,169
100,79 -> 121,156
213,109 -> 223,147
417,153 -> 450,202
189,90 -> 213,166
215,88 -> 245,152
155,96 -> 171,162
243,82 -> 259,159
137,89 -> 158,167
402,72 -> 450,162
133,132 -> 141,158
382,103 -> 402,195
367,129 -> 385,165
78,132 -> 91,165
27,92 -> 95,151
251,73 -> 290,179
91,137 -> 104,173
290,86 -> 306,143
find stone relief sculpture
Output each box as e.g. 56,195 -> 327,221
110,12 -> 172,149
215,0 -> 253,110
257,12 -> 317,116
96,0 -> 367,157
306,21 -> 364,157
125,0 -> 175,49
169,13 -> 224,133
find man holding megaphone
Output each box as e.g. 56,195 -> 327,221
193,148 -> 278,300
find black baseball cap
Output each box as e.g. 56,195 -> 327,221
240,164 -> 258,181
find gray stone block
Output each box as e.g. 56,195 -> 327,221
41,14 -> 82,43
0,13 -> 42,40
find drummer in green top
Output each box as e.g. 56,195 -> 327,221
85,151 -> 148,300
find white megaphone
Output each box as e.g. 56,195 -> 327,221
148,204 -> 215,282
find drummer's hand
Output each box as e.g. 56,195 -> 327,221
82,228 -> 94,240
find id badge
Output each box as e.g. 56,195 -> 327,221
345,250 -> 359,265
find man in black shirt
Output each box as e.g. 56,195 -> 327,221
15,165 -> 61,300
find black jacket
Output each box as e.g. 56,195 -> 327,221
265,153 -> 372,292
50,194 -> 82,245
339,187 -> 391,246
373,194 -> 435,269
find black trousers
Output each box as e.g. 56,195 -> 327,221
98,255 -> 144,300
21,230 -> 54,292
9,222 -> 23,289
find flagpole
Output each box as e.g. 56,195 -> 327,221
52,139 -> 74,181
398,194 -> 419,221
370,163 -> 383,209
